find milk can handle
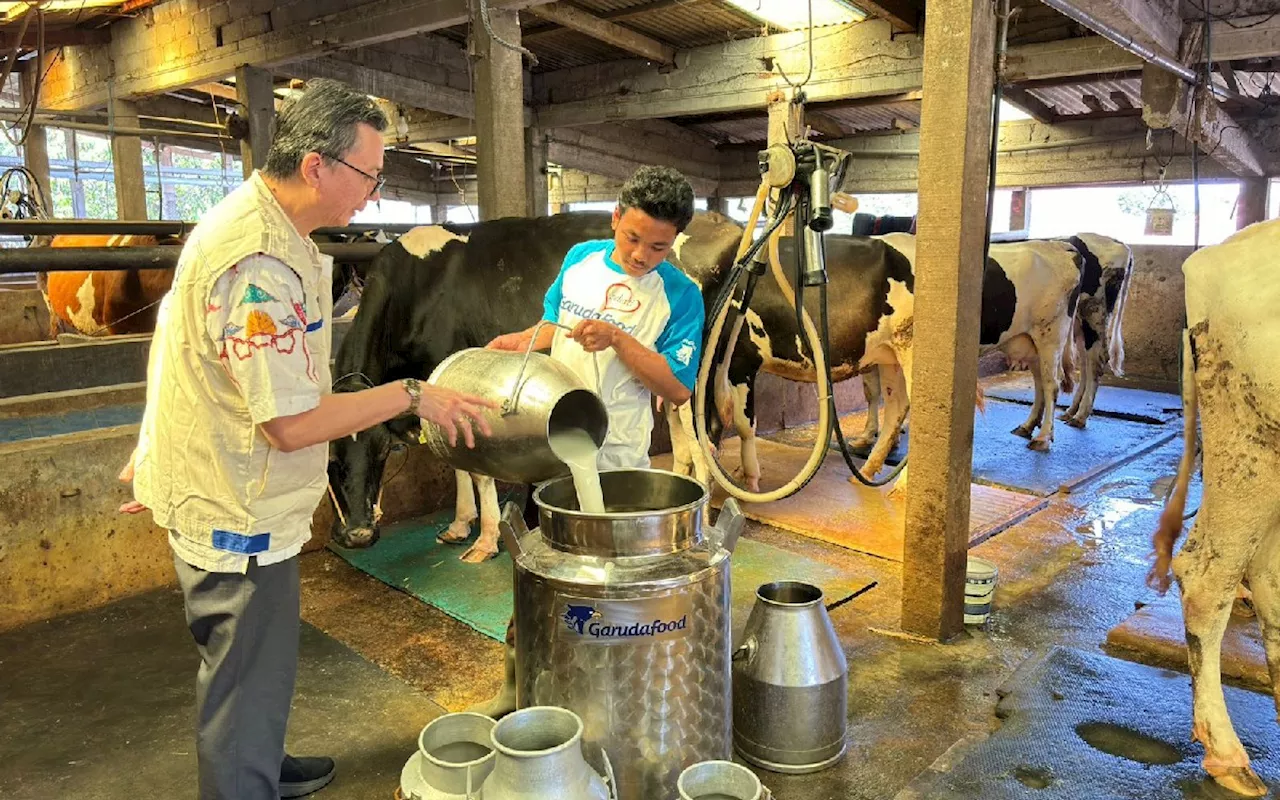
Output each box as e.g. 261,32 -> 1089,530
732,635 -> 758,665
601,747 -> 618,800
501,321 -> 601,414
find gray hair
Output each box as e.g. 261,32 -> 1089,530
262,79 -> 388,180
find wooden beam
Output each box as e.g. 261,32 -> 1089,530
1040,0 -> 1181,61
849,0 -> 922,32
472,4 -> 528,219
526,1 -> 676,65
525,0 -> 714,39
110,99 -> 148,221
1237,176 -> 1267,228
282,57 -> 481,120
1110,90 -> 1134,109
1141,62 -> 1266,176
1217,61 -> 1241,94
1082,93 -> 1106,112
42,0 -> 555,111
1000,85 -> 1059,123
532,23 -> 1157,127
903,0 -> 995,641
190,82 -> 239,103
0,27 -> 110,49
806,110 -> 846,138
235,65 -> 275,178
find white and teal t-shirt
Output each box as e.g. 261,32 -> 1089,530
542,240 -> 704,469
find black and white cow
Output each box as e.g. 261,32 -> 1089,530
1058,233 -> 1133,428
326,211 -> 741,555
680,231 -> 1082,495
1149,219 -> 1280,798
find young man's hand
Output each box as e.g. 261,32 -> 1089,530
568,319 -> 623,353
485,332 -> 528,352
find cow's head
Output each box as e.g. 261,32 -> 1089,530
325,372 -> 409,548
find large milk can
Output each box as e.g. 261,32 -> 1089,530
499,469 -> 745,800
423,343 -> 608,484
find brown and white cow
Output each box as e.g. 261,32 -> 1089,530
1149,219 -> 1280,798
41,235 -> 175,336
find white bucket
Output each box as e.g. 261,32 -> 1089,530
964,556 -> 998,625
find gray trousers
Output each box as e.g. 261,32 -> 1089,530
173,553 -> 300,800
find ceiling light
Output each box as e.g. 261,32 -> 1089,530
725,0 -> 865,30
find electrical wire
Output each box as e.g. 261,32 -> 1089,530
775,0 -> 815,90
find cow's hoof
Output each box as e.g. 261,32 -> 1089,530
334,526 -> 379,549
1011,425 -> 1034,440
1064,416 -> 1086,429
1028,438 -> 1051,452
1210,766 -> 1268,797
437,520 -> 472,545
461,543 -> 498,563
747,478 -> 761,493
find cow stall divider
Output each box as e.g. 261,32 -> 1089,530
693,139 -> 906,504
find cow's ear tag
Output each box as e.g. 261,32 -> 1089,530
417,427 -> 428,445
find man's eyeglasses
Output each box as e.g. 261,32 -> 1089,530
326,154 -> 386,198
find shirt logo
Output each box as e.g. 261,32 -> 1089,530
674,339 -> 696,367
601,282 -> 641,314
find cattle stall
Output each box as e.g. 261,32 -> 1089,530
2,0 -> 1279,798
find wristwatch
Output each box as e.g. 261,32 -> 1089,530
401,377 -> 422,417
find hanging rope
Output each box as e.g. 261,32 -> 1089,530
476,0 -> 538,66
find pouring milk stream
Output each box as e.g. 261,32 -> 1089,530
549,428 -> 606,514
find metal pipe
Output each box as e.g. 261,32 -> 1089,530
0,243 -> 388,274
0,220 -> 422,237
1037,0 -> 1248,104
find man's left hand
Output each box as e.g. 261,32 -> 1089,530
118,452 -> 148,515
568,320 -> 622,353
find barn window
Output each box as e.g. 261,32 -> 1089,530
1026,182 -> 1242,246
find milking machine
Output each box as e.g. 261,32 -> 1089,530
693,136 -> 908,504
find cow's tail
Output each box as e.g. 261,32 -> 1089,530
1148,329 -> 1197,594
1107,249 -> 1134,376
975,382 -> 986,414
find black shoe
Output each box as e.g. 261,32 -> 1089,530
280,755 -> 336,798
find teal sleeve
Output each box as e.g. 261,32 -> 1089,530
654,270 -> 706,391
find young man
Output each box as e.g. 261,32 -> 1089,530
118,79 -> 494,800
474,166 -> 705,718
488,166 -> 705,469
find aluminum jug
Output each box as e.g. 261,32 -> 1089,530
399,712 -> 496,800
677,760 -> 772,800
482,706 -> 612,800
423,321 -> 608,484
732,581 -> 848,774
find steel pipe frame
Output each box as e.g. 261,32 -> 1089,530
0,220 -> 422,237
0,243 -> 387,274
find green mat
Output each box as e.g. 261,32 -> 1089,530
330,508 -> 865,642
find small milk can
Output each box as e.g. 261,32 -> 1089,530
422,321 -> 608,484
484,706 -> 611,800
732,581 -> 848,774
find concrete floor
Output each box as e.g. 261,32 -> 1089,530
1,433 -> 1265,800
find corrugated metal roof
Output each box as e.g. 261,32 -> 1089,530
685,117 -> 767,145
822,100 -> 921,133
524,29 -> 634,71
1027,76 -> 1142,117
625,6 -> 765,47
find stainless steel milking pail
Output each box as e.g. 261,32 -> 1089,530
732,581 -> 848,774
498,470 -> 746,800
422,324 -> 608,484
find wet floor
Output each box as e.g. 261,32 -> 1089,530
0,433 -> 1259,800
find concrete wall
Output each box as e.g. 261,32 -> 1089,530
1118,244 -> 1193,385
0,289 -> 51,345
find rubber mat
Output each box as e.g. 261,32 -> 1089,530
766,399 -> 1177,497
655,440 -> 1047,562
1106,592 -> 1270,693
983,372 -> 1182,424
0,402 -> 144,444
330,500 -> 865,642
896,646 -> 1280,800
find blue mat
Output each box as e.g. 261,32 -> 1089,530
0,403 -> 145,444
330,506 -> 867,642
983,373 -> 1181,424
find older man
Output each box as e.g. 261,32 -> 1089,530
119,79 -> 494,799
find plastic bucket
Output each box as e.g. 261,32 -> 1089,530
964,556 -> 998,625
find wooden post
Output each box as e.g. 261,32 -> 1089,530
1236,177 -> 1267,229
236,65 -> 276,179
471,6 -> 528,221
525,126 -> 549,217
900,0 -> 996,641
19,62 -> 50,214
110,99 -> 148,220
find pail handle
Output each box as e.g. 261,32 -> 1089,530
504,319 -> 602,415
601,747 -> 618,800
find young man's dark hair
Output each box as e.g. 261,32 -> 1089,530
616,165 -> 696,233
